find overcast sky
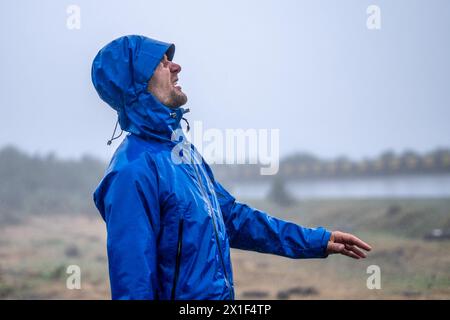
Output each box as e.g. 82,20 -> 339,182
1,0 -> 449,162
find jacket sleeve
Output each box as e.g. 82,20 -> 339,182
204,164 -> 331,259
100,165 -> 160,299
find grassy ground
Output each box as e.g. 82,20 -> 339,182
0,198 -> 449,299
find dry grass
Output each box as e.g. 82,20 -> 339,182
0,198 -> 449,299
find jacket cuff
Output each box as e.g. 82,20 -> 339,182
309,227 -> 332,258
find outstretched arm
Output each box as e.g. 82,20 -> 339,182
203,163 -> 372,260
203,164 -> 330,258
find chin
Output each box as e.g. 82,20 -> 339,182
167,96 -> 188,108
171,91 -> 188,108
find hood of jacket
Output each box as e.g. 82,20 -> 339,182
91,35 -> 188,142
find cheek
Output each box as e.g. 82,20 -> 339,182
155,71 -> 171,88
164,71 -> 173,85
152,68 -> 171,86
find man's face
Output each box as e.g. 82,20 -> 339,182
147,54 -> 188,108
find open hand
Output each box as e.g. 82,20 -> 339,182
326,231 -> 372,259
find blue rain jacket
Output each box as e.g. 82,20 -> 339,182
92,35 -> 331,300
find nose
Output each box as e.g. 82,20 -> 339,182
169,61 -> 181,74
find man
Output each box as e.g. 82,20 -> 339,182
92,35 -> 372,300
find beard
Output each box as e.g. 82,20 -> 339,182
166,88 -> 188,108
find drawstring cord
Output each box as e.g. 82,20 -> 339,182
171,108 -> 191,132
182,117 -> 190,132
106,119 -> 123,146
107,108 -> 190,146
182,107 -> 191,132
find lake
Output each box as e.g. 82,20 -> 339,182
228,173 -> 450,199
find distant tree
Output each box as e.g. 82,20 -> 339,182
401,150 -> 420,172
267,176 -> 297,207
0,145 -> 105,223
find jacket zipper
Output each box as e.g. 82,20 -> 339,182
171,217 -> 184,300
191,156 -> 233,300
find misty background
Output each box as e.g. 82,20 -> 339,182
1,0 -> 449,162
0,0 -> 449,300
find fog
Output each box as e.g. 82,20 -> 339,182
1,0 -> 449,162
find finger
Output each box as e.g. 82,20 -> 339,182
329,243 -> 362,259
341,248 -> 361,259
327,242 -> 345,255
346,234 -> 372,251
345,244 -> 367,258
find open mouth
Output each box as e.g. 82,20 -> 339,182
173,78 -> 182,90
